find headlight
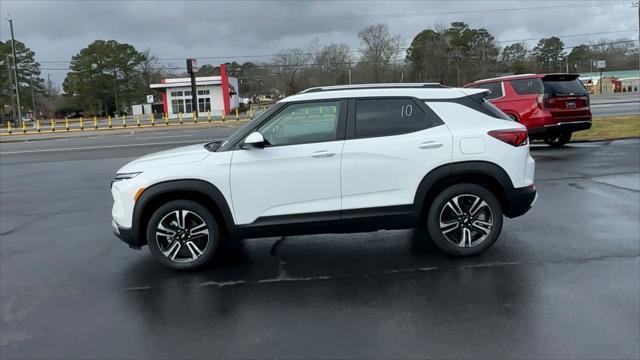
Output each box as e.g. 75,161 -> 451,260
113,171 -> 142,182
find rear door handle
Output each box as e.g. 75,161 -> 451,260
418,141 -> 443,149
311,150 -> 335,158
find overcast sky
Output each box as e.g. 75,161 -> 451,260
0,0 -> 637,86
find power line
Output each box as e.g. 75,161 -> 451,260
38,39 -> 639,72
37,29 -> 638,64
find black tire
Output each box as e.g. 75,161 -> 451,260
544,132 -> 571,147
146,200 -> 221,270
426,183 -> 503,256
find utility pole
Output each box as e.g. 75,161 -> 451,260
6,55 -> 16,123
634,1 -> 640,77
113,67 -> 118,115
47,74 -> 52,96
30,76 -> 37,120
9,19 -> 22,124
348,60 -> 352,85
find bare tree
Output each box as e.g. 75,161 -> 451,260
274,48 -> 311,95
313,43 -> 352,85
358,24 -> 402,82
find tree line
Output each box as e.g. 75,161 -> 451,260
1,22 -> 638,119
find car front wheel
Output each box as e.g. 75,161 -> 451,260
146,200 -> 220,270
426,183 -> 503,256
544,132 -> 571,147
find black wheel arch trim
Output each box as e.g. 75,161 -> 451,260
413,161 -> 531,219
130,179 -> 237,247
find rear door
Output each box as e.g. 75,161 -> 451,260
340,97 -> 453,213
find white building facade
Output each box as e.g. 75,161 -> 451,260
150,70 -> 239,119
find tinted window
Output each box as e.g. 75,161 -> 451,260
543,79 -> 587,95
355,98 -> 426,138
258,101 -> 339,146
471,82 -> 503,99
510,78 -> 544,95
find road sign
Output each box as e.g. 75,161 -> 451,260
146,95 -> 154,104
596,60 -> 606,69
186,58 -> 198,73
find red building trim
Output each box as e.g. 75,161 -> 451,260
161,79 -> 168,114
220,64 -> 231,115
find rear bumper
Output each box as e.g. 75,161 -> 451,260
504,185 -> 537,218
529,120 -> 592,138
112,220 -> 144,249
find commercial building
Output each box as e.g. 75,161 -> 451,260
150,64 -> 239,119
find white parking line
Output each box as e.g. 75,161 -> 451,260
0,140 -> 204,155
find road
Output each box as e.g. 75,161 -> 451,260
590,92 -> 640,117
1,130 -> 639,359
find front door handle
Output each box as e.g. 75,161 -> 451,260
418,141 -> 443,149
311,150 -> 335,158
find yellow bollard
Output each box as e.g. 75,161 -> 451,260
51,119 -> 55,132
7,121 -> 11,134
249,108 -> 253,119
79,117 -> 84,130
193,111 -> 197,124
222,111 -> 226,122
122,115 -> 126,128
236,108 -> 239,121
65,118 -> 69,131
136,115 -> 141,127
207,111 -> 211,123
150,113 -> 155,126
108,115 -> 112,128
36,120 -> 41,132
164,113 -> 169,126
179,112 -> 183,124
93,116 -> 98,130
22,121 -> 27,133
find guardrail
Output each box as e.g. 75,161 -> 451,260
1,108 -> 258,136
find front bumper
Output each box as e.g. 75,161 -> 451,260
112,220 -> 144,249
504,185 -> 537,218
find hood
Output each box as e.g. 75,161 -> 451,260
118,143 -> 210,173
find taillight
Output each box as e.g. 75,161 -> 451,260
488,129 -> 529,147
536,94 -> 549,109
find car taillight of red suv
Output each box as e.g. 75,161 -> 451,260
465,74 -> 592,147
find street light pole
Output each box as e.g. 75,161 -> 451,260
30,75 -> 37,120
9,19 -> 22,124
47,74 -> 52,96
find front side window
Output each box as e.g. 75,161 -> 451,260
511,78 -> 544,95
355,98 -> 426,138
258,101 -> 340,146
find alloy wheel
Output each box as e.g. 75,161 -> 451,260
438,194 -> 494,248
156,210 -> 210,263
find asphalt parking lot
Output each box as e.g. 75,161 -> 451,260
1,129 -> 639,359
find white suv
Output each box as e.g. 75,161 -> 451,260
112,84 -> 537,270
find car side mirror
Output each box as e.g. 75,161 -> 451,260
243,131 -> 265,149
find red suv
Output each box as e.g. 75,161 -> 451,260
465,74 -> 592,147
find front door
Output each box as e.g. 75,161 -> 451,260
230,100 -> 346,225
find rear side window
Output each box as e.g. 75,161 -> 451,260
543,79 -> 587,95
355,98 -> 426,138
471,82 -> 503,99
510,78 -> 544,95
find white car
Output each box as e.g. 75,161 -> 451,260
112,83 -> 537,270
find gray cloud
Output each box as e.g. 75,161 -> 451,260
0,0 -> 636,86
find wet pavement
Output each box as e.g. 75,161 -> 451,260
1,133 -> 639,359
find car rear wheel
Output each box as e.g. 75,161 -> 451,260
147,200 -> 220,270
426,183 -> 503,256
544,132 -> 571,147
